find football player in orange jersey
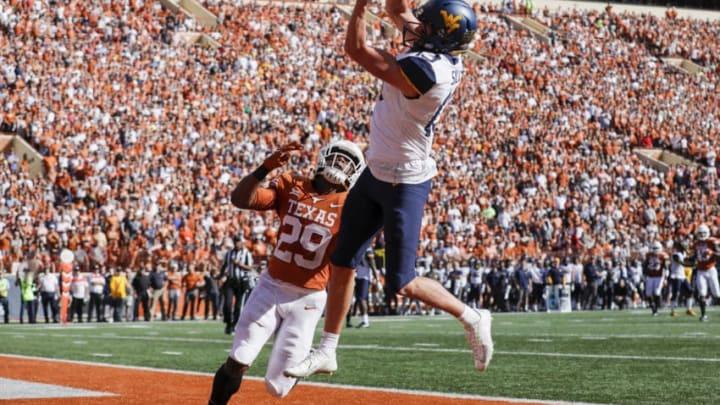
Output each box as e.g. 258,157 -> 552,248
690,224 -> 719,322
208,140 -> 365,404
643,241 -> 668,316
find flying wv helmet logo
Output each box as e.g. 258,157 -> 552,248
440,10 -> 462,34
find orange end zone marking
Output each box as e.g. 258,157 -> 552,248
0,356 -> 540,405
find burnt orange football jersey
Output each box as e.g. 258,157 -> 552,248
644,253 -> 666,277
249,172 -> 346,290
693,239 -> 717,271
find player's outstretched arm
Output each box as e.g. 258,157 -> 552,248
385,0 -> 419,32
344,0 -> 419,97
230,142 -> 302,209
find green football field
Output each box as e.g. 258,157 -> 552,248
1,308 -> 719,405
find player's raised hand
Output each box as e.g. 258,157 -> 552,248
263,142 -> 303,171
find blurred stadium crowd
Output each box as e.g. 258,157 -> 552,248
0,0 -> 718,320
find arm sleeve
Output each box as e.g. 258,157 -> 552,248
398,56 -> 437,95
247,172 -> 290,211
248,188 -> 277,210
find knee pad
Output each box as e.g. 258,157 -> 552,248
224,357 -> 248,378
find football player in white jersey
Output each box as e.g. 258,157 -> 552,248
668,238 -> 695,317
285,0 -> 493,379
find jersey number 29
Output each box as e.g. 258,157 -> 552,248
274,216 -> 332,270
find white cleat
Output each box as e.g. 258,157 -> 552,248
465,309 -> 494,371
284,349 -> 338,378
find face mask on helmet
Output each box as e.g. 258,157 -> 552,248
315,141 -> 365,191
405,0 -> 478,53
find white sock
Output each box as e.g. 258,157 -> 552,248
362,314 -> 369,324
319,331 -> 339,353
458,305 -> 480,327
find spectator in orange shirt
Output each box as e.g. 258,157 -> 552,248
166,262 -> 182,321
181,263 -> 204,321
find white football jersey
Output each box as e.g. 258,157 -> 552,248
367,50 -> 463,184
669,251 -> 686,279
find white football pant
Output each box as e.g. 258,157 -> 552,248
645,276 -> 665,297
695,267 -> 720,298
229,271 -> 326,398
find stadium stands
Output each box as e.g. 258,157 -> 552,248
0,0 -> 718,317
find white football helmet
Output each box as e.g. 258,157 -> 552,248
650,241 -> 663,255
696,224 -> 710,241
315,140 -> 365,190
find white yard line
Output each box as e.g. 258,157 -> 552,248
3,330 -> 717,363
3,328 -> 720,341
501,350 -> 720,363
337,345 -> 720,363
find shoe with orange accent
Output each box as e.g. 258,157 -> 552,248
686,309 -> 697,317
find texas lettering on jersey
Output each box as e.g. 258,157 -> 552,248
286,199 -> 338,228
248,172 -> 346,290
